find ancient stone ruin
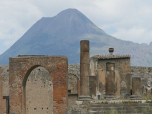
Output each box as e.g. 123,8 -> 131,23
90,48 -> 131,99
79,40 -> 91,100
0,40 -> 152,114
1,56 -> 68,114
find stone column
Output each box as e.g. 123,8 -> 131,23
79,40 -> 91,100
105,63 -> 116,100
125,73 -> 131,97
130,77 -> 141,100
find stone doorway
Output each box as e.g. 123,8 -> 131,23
26,67 -> 53,114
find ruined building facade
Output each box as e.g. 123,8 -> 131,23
0,41 -> 152,114
1,61 -> 152,114
90,48 -> 131,99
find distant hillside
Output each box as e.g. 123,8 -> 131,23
0,8 -> 152,66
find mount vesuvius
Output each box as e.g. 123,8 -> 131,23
0,8 -> 152,66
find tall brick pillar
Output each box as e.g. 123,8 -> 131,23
79,40 -> 91,100
130,77 -> 142,100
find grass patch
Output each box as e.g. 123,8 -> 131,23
142,95 -> 152,100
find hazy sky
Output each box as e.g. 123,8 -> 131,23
0,0 -> 152,54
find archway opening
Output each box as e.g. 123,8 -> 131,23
23,66 -> 53,114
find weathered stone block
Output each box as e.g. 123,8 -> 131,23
132,77 -> 141,96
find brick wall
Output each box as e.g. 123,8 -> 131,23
9,56 -> 68,114
0,65 -> 9,114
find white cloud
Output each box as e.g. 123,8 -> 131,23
0,0 -> 43,54
0,0 -> 152,54
112,27 -> 152,44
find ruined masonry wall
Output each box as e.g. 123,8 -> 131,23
68,65 -> 152,97
68,64 -> 80,94
131,66 -> 152,95
0,65 -> 9,114
97,58 -> 131,98
1,64 -> 152,113
9,56 -> 68,114
131,66 -> 152,84
68,64 -> 80,108
0,66 -> 53,114
0,64 -> 80,113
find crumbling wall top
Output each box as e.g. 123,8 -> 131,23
91,55 -> 131,60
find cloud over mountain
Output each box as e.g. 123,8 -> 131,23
0,9 -> 152,66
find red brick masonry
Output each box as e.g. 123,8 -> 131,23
9,56 -> 68,114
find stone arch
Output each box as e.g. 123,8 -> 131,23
23,65 -> 40,87
22,65 -> 53,114
68,73 -> 80,80
68,73 -> 80,92
9,56 -> 68,114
